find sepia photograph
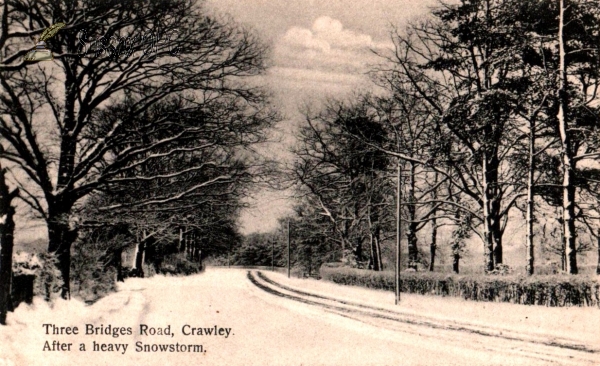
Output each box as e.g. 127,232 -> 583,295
0,0 -> 599,365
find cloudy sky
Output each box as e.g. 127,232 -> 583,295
201,0 -> 437,234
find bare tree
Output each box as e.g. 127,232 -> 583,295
291,99 -> 391,267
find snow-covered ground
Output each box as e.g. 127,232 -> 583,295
0,268 -> 597,366
261,270 -> 600,346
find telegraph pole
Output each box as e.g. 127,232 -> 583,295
396,162 -> 402,305
287,220 -> 291,278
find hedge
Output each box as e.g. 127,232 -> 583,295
319,266 -> 600,307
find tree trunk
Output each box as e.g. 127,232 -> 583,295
353,236 -> 363,265
596,228 -> 600,275
0,167 -> 17,325
429,172 -> 438,272
134,242 -> 145,278
193,233 -> 200,262
492,224 -> 504,268
189,231 -> 195,261
406,227 -> 418,270
368,231 -> 375,270
367,203 -> 382,271
483,148 -> 502,271
352,201 -> 362,266
558,0 -> 578,274
133,232 -> 146,278
526,120 -> 536,275
563,182 -> 577,274
372,225 -> 382,271
179,227 -> 184,252
49,104 -> 79,299
407,161 -> 418,270
115,248 -> 124,282
561,241 -> 566,272
395,162 -> 402,305
132,234 -> 139,268
429,217 -> 437,272
187,230 -> 191,258
340,207 -> 354,265
453,252 -> 460,274
47,203 -> 77,299
482,156 -> 495,272
491,204 -> 503,265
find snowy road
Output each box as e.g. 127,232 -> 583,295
1,268 -> 598,366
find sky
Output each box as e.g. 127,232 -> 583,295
202,0 -> 438,234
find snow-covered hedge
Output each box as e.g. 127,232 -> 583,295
320,266 -> 600,307
158,253 -> 204,276
12,251 -> 63,301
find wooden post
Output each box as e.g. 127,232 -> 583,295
179,227 -> 184,252
526,118 -> 536,275
396,162 -> 402,305
115,248 -> 124,282
271,240 -> 275,271
596,227 -> 600,275
287,220 -> 291,278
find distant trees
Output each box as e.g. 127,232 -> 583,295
291,99 -> 392,269
234,232 -> 284,268
76,93 -> 261,279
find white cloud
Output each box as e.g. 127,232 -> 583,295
312,16 -> 372,50
282,27 -> 331,53
274,16 -> 391,75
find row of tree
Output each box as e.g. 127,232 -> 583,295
284,0 -> 600,276
0,0 -> 277,319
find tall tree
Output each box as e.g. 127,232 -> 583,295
554,0 -> 600,274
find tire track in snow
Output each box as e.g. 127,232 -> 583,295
248,271 -> 598,365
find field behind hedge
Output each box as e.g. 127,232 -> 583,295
320,266 -> 600,308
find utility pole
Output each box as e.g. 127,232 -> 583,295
271,239 -> 275,271
287,220 -> 291,278
396,162 -> 402,305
